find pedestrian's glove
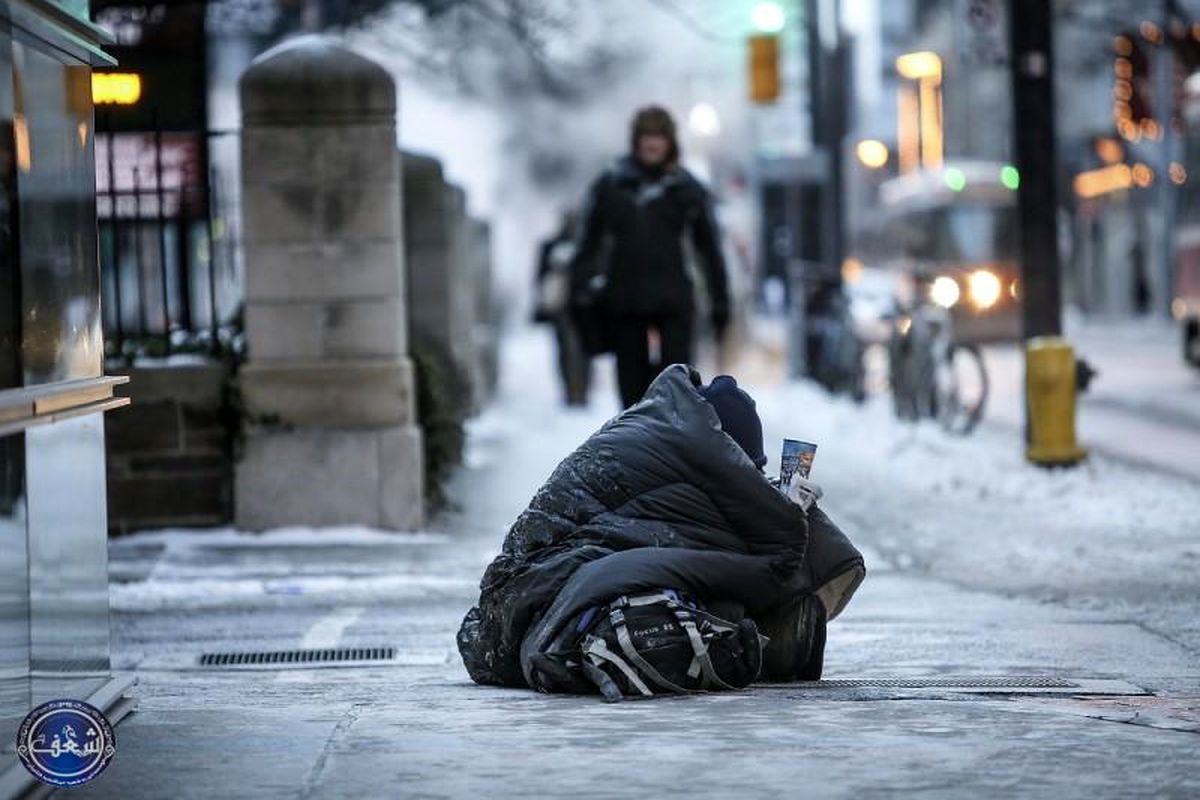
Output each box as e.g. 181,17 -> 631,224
785,474 -> 823,512
572,273 -> 607,310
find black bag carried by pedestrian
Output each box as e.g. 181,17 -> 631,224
575,590 -> 765,702
569,275 -> 614,356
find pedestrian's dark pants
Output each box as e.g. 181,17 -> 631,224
611,314 -> 693,407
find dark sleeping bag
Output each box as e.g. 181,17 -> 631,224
456,364 -> 865,692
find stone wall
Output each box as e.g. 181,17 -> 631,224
105,361 -> 232,533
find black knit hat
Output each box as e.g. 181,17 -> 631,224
699,375 -> 767,469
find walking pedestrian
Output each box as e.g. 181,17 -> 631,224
571,105 -> 730,408
533,212 -> 591,406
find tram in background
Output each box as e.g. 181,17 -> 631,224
873,161 -> 1022,344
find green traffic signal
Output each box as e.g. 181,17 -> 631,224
944,167 -> 967,192
1001,165 -> 1020,190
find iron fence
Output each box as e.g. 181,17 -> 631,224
96,110 -> 243,362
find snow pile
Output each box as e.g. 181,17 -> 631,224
108,526 -> 487,612
750,377 -> 1200,608
110,572 -> 479,613
111,525 -> 450,549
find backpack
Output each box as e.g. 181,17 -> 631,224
576,590 -> 766,702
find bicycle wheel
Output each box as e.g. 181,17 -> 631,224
934,343 -> 988,435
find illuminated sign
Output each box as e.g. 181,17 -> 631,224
895,52 -> 943,172
895,51 -> 942,81
92,72 -> 143,105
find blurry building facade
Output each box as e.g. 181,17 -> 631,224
846,0 -> 1198,321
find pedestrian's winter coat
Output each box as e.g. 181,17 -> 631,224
572,156 -> 730,323
457,365 -> 865,691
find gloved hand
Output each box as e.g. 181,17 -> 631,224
785,473 -> 823,512
572,273 -> 608,309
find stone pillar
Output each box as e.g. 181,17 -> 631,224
466,217 -> 498,406
447,184 -> 480,409
236,36 -> 423,531
402,153 -> 477,406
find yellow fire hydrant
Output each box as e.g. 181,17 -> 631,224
1025,336 -> 1087,466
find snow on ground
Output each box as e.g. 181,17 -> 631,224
110,326 -> 1200,646
91,327 -> 1200,800
753,378 -> 1197,546
110,573 -> 479,613
748,370 -> 1200,653
108,526 -> 479,611
112,526 -> 451,549
984,315 -> 1200,481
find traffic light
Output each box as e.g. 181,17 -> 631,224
747,1 -> 783,105
748,34 -> 780,104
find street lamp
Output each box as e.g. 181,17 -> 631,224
751,2 -> 786,34
688,102 -> 722,138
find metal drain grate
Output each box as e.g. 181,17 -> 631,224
803,677 -> 1076,689
199,647 -> 396,667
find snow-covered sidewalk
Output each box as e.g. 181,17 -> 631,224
984,317 -> 1200,481
83,327 -> 1199,800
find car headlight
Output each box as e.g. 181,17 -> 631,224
929,276 -> 960,308
967,269 -> 1002,309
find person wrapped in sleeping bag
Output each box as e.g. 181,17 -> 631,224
456,364 -> 865,694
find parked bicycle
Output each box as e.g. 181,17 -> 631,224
888,299 -> 988,435
809,291 -> 867,403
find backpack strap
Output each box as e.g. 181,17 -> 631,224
623,592 -> 677,607
673,609 -> 739,692
609,607 -> 695,695
581,635 -> 653,697
581,660 -> 625,703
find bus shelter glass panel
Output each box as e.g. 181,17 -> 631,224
14,40 -> 102,386
26,416 -> 111,703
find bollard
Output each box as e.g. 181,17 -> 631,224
1025,336 -> 1087,466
